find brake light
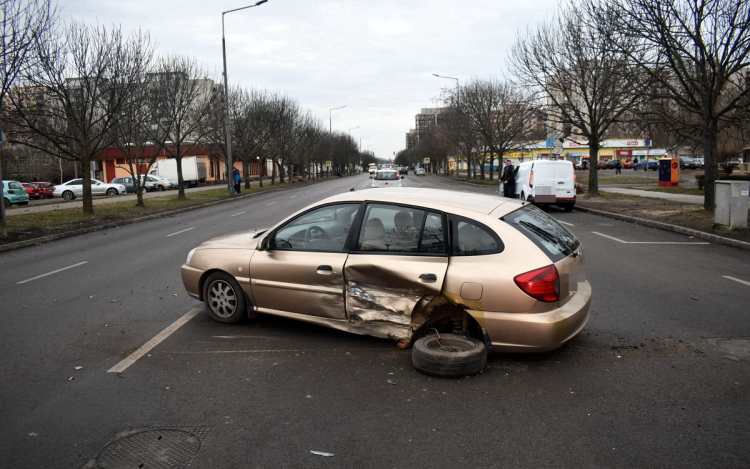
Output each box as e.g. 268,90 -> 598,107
573,173 -> 577,180
529,170 -> 534,188
514,265 -> 559,302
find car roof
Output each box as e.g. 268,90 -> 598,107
323,187 -> 524,216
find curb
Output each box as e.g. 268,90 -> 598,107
0,186 -> 291,253
574,205 -> 750,251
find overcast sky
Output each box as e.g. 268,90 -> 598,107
60,0 -> 558,160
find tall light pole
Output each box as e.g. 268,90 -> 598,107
360,136 -> 369,154
433,73 -> 460,175
222,0 -> 268,195
328,105 -> 345,176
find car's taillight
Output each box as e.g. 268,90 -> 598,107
529,170 -> 534,188
514,265 -> 559,302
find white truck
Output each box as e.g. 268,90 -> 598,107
150,157 -> 207,188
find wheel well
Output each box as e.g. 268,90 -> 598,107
198,269 -> 253,308
413,305 -> 485,345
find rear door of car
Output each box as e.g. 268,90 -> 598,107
344,203 -> 448,326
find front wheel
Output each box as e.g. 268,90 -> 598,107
62,191 -> 75,200
158,185 -> 166,191
106,188 -> 118,196
203,272 -> 248,324
412,333 -> 487,378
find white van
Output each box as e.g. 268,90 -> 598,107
510,160 -> 576,212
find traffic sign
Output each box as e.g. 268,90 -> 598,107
326,161 -> 332,167
423,158 -> 430,164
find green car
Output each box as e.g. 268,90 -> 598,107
2,180 -> 30,208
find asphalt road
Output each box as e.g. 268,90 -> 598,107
1,173 -> 748,468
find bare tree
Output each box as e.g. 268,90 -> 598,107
6,21 -> 153,214
0,0 -> 57,235
510,1 -> 647,195
587,0 -> 750,209
149,55 -> 216,198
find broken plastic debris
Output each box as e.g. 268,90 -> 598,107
67,377 -> 74,381
387,380 -> 397,385
310,451 -> 334,457
74,366 -> 83,371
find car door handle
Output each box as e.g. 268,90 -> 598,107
317,265 -> 336,275
419,273 -> 437,282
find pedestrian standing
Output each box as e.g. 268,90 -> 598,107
615,160 -> 622,174
501,160 -> 516,198
233,168 -> 242,195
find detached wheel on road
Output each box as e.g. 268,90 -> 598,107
203,272 -> 247,324
62,191 -> 75,200
412,333 -> 487,378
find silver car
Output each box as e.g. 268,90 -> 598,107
52,178 -> 127,200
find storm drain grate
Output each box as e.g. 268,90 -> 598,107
91,428 -> 207,469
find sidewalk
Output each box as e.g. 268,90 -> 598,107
599,187 -> 705,204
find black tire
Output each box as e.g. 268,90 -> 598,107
3,198 -> 10,208
62,191 -> 75,200
563,204 -> 574,212
158,185 -> 166,191
412,333 -> 487,378
203,272 -> 247,324
106,188 -> 118,196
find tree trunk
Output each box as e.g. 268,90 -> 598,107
703,119 -> 719,211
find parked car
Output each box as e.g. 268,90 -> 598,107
371,170 -> 403,188
415,167 -> 426,176
623,161 -> 635,169
633,160 -> 659,171
32,182 -> 55,198
52,178 -> 128,200
693,158 -> 705,168
678,156 -> 698,170
145,174 -> 176,191
3,180 -> 30,208
575,160 -> 589,170
596,161 -> 607,169
181,188 -> 591,378
22,183 -> 44,200
513,159 -> 577,212
111,176 -> 156,193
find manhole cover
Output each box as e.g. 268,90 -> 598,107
94,429 -> 201,469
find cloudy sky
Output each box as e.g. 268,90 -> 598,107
60,0 -> 558,160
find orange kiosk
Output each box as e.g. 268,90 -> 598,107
658,158 -> 679,187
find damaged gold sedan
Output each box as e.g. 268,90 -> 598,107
181,188 -> 591,377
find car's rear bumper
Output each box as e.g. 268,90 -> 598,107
475,281 -> 591,353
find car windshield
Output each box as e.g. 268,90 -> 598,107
503,205 -> 579,262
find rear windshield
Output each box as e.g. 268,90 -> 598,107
503,205 -> 579,262
376,172 -> 398,180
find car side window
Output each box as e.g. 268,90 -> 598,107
272,203 -> 359,252
451,215 -> 504,256
356,204 -> 446,255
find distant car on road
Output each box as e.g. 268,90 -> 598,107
415,167 -> 426,176
371,170 -> 403,188
53,178 -> 127,200
3,180 -> 30,208
22,183 -> 44,200
633,161 -> 659,171
111,176 -> 156,193
678,156 -> 698,170
32,182 -> 55,198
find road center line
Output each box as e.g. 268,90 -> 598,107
166,227 -> 195,237
108,308 -> 202,373
556,220 -> 575,226
231,211 -> 247,217
267,202 -> 276,206
592,231 -> 709,245
289,196 -> 296,198
723,276 -> 750,286
17,261 -> 89,284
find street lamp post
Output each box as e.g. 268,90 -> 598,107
433,73 -> 460,175
256,156 -> 263,187
222,0 -> 268,195
328,105 -> 345,177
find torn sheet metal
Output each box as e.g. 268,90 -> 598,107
346,281 -> 426,326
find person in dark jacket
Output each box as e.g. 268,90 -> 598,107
501,160 -> 515,198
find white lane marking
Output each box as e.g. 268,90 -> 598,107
163,347 -> 392,354
592,232 -> 709,245
17,261 -> 89,284
723,276 -> 750,286
556,220 -> 575,226
267,202 -> 276,206
289,195 -> 296,198
231,211 -> 247,217
108,308 -> 201,373
166,227 -> 195,237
